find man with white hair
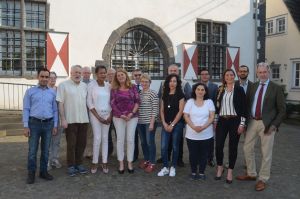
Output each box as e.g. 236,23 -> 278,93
57,65 -> 89,176
236,62 -> 286,191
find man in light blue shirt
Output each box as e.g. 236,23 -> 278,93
23,68 -> 58,184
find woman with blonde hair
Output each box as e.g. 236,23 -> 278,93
137,74 -> 159,173
110,68 -> 140,174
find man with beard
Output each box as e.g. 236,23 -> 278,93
235,65 -> 253,96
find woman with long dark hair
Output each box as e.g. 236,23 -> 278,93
157,74 -> 185,177
215,68 -> 246,184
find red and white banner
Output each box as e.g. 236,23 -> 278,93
226,47 -> 240,77
46,32 -> 69,76
182,44 -> 198,80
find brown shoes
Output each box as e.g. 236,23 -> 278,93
236,175 -> 257,181
255,180 -> 266,191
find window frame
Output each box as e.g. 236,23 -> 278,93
292,61 -> 300,89
0,30 -> 21,75
0,0 -> 21,27
266,14 -> 287,36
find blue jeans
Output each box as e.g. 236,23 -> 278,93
161,122 -> 184,168
27,118 -> 53,173
137,123 -> 157,164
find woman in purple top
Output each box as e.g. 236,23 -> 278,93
110,68 -> 140,174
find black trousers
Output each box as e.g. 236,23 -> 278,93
207,137 -> 214,162
186,138 -> 212,174
133,128 -> 139,160
215,117 -> 240,169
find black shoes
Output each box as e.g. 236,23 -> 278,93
27,171 -> 35,184
39,172 -> 54,181
127,169 -> 134,174
118,170 -> 125,174
207,160 -> 216,167
226,179 -> 233,184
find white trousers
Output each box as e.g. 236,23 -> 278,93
113,117 -> 138,162
90,113 -> 110,164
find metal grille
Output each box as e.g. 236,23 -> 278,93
0,0 -> 21,27
111,28 -> 165,78
0,30 -> 21,75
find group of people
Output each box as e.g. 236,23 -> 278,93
23,62 -> 285,191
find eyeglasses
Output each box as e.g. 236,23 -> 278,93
134,74 -> 142,77
40,75 -> 49,78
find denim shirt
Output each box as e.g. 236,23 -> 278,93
23,85 -> 58,128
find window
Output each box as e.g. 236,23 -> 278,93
266,21 -> 273,35
272,67 -> 280,79
266,15 -> 287,35
0,0 -> 21,27
0,31 -> 21,74
111,27 -> 165,78
196,20 -> 227,79
293,62 -> 300,88
25,32 -> 46,72
25,2 -> 46,29
196,22 -> 209,43
276,17 -> 286,33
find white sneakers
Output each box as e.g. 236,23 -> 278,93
157,167 -> 176,177
169,167 -> 176,177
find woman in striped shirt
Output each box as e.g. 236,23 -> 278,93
137,74 -> 159,173
215,68 -> 247,184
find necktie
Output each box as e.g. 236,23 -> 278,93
255,83 -> 265,118
137,84 -> 141,92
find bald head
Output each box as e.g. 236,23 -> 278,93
168,64 -> 179,75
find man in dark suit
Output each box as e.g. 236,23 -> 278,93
236,62 -> 286,191
199,68 -> 218,167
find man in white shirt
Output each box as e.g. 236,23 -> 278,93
57,65 -> 89,176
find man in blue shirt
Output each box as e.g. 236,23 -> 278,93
23,68 -> 58,184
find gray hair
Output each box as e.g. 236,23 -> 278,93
257,62 -> 270,71
71,65 -> 82,71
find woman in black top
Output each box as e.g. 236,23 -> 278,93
157,74 -> 185,177
214,69 -> 247,184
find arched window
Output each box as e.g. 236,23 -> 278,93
111,27 -> 166,78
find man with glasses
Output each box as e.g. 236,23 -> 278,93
199,68 -> 218,167
235,65 -> 253,96
23,68 -> 58,184
132,68 -> 143,162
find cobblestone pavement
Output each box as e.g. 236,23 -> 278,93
0,123 -> 299,199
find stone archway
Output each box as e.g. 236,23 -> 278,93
100,18 -> 174,78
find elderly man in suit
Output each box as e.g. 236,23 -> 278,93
236,62 -> 286,191
199,68 -> 218,167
